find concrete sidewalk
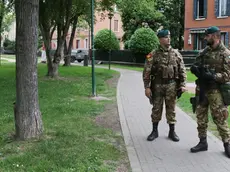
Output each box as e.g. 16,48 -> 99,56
116,68 -> 230,172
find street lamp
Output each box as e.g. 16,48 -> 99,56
108,12 -> 114,70
91,0 -> 96,96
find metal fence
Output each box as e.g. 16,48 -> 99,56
94,50 -> 199,67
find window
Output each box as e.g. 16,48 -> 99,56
76,40 -> 80,49
221,32 -> 228,46
85,39 -> 88,48
197,0 -> 204,18
114,20 -> 118,32
193,33 -> 206,50
194,0 -> 207,19
219,0 -> 227,16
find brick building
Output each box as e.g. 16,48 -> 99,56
184,0 -> 230,50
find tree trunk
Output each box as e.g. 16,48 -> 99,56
15,0 -> 43,140
51,24 -> 65,77
51,0 -> 72,73
63,40 -> 70,66
39,23 -> 56,77
63,16 -> 78,66
0,0 -> 4,50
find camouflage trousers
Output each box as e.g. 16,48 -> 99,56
151,82 -> 177,124
196,89 -> 230,142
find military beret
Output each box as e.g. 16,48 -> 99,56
205,26 -> 220,35
157,29 -> 170,38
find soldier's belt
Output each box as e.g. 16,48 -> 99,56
154,78 -> 175,84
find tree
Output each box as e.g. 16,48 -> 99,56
63,0 -> 118,66
94,29 -> 120,50
39,0 -> 119,74
155,0 -> 184,49
39,0 -> 57,76
129,27 -> 159,54
63,0 -> 91,66
15,0 -> 43,140
117,0 -> 164,42
51,0 -> 73,76
1,12 -> 14,33
40,0 -> 91,76
0,0 -> 14,48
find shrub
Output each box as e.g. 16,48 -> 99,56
94,29 -> 120,51
129,27 -> 159,54
124,40 -> 130,49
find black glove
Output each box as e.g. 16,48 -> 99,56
177,88 -> 183,99
190,65 -> 201,78
202,68 -> 216,81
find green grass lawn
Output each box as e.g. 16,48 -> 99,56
99,64 -> 143,72
186,70 -> 196,83
0,64 -> 130,171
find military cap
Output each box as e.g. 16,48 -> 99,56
205,26 -> 220,35
157,29 -> 170,38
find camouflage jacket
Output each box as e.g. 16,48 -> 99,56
142,46 -> 186,89
193,42 -> 230,84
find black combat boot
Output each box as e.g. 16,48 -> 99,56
224,142 -> 230,158
147,122 -> 159,141
190,137 -> 208,153
168,124 -> 180,142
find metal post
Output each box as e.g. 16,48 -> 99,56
108,13 -> 113,70
91,0 -> 96,96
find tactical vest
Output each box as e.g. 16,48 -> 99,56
151,48 -> 180,80
202,48 -> 224,73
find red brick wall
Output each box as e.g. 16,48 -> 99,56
184,0 -> 230,50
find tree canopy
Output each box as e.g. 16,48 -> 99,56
94,29 -> 120,50
117,0 -> 164,42
129,27 -> 159,54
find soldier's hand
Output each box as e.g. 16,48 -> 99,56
180,86 -> 187,93
190,65 -> 200,78
202,69 -> 216,81
177,87 -> 187,99
145,88 -> 152,98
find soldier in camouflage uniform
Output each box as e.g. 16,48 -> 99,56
190,26 -> 230,158
143,29 -> 187,142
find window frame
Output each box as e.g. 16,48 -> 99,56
196,0 -> 205,19
219,0 -> 227,17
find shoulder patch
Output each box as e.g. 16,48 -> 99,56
146,53 -> 152,59
146,51 -> 155,61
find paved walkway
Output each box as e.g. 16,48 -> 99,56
116,68 -> 230,172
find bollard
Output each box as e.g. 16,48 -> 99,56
83,55 -> 88,66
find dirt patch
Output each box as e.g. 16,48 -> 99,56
95,103 -> 121,133
94,73 -> 131,172
105,74 -> 120,88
